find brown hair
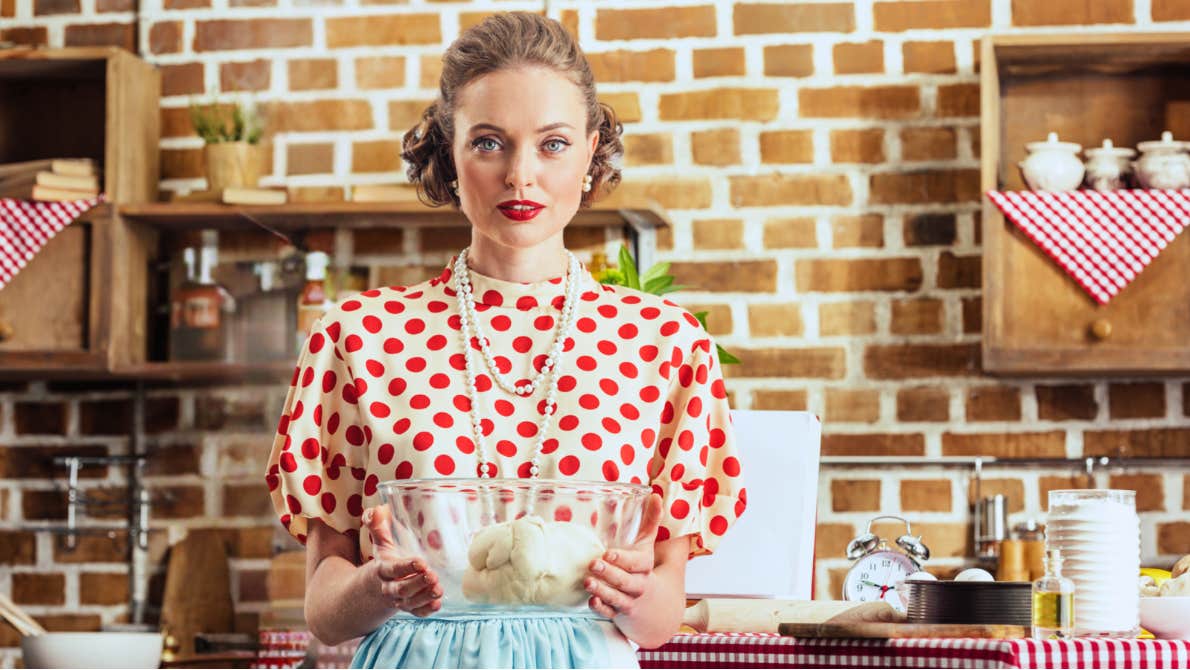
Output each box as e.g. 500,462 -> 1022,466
402,12 -> 623,208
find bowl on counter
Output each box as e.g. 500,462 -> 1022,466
21,632 -> 164,669
1139,597 -> 1190,639
379,478 -> 652,616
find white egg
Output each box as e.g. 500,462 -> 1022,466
954,568 -> 995,582
906,571 -> 937,581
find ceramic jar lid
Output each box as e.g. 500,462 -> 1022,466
1026,131 -> 1081,153
1085,139 -> 1135,159
1137,130 -> 1187,154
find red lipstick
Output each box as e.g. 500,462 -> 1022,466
497,200 -> 545,221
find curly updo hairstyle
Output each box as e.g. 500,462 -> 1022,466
402,12 -> 623,209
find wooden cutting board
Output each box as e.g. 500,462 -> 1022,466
779,622 -> 1029,639
160,529 -> 235,657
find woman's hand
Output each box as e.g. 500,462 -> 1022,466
363,505 -> 443,617
584,493 -> 664,619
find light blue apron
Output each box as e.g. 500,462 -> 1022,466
350,611 -> 639,669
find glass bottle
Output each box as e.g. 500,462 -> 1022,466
169,233 -> 233,361
1032,548 -> 1075,639
296,251 -> 332,354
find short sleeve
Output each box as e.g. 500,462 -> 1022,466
265,318 -> 369,545
646,336 -> 746,559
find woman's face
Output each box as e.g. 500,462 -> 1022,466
451,65 -> 599,253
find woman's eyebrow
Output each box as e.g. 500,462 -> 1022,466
468,122 -> 575,133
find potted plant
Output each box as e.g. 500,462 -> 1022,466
189,101 -> 265,191
595,246 -> 740,364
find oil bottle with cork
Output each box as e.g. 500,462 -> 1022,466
169,231 -> 235,361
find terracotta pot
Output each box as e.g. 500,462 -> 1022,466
203,142 -> 263,190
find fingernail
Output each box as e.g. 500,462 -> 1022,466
606,551 -> 618,562
592,561 -> 604,573
362,509 -> 373,524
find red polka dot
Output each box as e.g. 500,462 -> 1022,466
434,455 -> 456,475
709,428 -> 726,448
641,307 -> 660,320
301,367 -> 315,387
597,340 -> 617,356
581,433 -> 602,450
406,357 -> 427,373
660,321 -> 679,336
449,354 -> 466,371
413,432 -> 434,450
320,493 -> 336,514
346,425 -> 366,446
427,334 -> 447,350
557,375 -> 577,392
602,417 -> 621,433
577,317 -> 596,333
300,438 -> 319,459
599,378 -> 619,395
640,345 -> 659,362
321,370 -> 337,393
393,417 -> 410,434
327,413 -> 340,434
534,315 -> 555,331
482,290 -> 503,306
558,455 -> 580,476
602,461 -> 619,481
496,441 -> 517,458
453,395 -> 471,412
490,315 -> 511,331
388,377 -> 406,396
365,359 -> 385,377
618,323 -> 638,339
678,430 -> 695,450
345,334 -> 363,352
671,499 -> 690,519
660,402 -> 675,424
393,460 -> 413,479
558,415 -> 579,431
430,373 -> 450,389
286,495 -> 301,514
671,463 -> 686,482
455,436 -> 475,454
383,337 -> 403,354
598,304 -> 618,318
495,399 -> 514,416
517,421 -> 537,437
368,402 -> 388,419
516,296 -> 538,310
641,428 -> 656,449
384,300 -> 404,314
709,515 -> 728,536
541,438 -> 559,454
620,444 -> 635,465
362,315 -> 382,333
619,362 -> 638,378
554,506 -> 572,522
377,443 -> 395,464
347,494 -> 363,517
723,456 -> 741,477
493,356 -> 512,374
308,332 -> 325,353
364,474 -> 379,496
342,300 -> 362,311
303,475 -> 322,495
576,356 -> 597,371
410,394 -> 431,410
621,404 -> 640,420
448,315 -> 462,330
579,394 -> 600,410
427,300 -> 448,313
512,336 -> 533,353
687,397 -> 703,417
405,319 -> 425,334
678,365 -> 694,387
433,412 -> 453,428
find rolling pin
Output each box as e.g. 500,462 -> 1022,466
681,598 -> 901,634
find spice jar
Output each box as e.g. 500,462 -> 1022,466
1019,132 -> 1085,192
1083,139 -> 1135,191
1133,130 -> 1190,190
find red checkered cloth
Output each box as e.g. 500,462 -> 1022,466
986,189 -> 1190,305
0,195 -> 105,291
638,634 -> 1190,669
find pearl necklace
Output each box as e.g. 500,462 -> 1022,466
452,247 -> 582,478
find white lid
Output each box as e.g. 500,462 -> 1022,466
1025,131 -> 1081,153
1137,130 -> 1188,153
1085,138 -> 1135,158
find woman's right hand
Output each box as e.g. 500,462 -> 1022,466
362,505 -> 443,617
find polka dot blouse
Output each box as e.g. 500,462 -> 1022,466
265,257 -> 746,562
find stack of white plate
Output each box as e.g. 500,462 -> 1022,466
1046,489 -> 1140,637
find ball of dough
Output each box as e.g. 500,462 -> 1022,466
1139,575 -> 1160,597
1159,572 -> 1190,597
1172,555 -> 1190,579
954,568 -> 995,582
462,515 -> 606,607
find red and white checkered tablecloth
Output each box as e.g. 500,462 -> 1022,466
0,195 -> 105,291
986,189 -> 1190,305
638,633 -> 1190,669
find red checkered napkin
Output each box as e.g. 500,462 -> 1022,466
0,195 -> 105,291
987,189 -> 1190,304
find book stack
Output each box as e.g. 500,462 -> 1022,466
171,187 -> 288,205
0,158 -> 101,201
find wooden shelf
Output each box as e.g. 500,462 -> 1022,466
0,360 -> 296,384
118,199 -> 669,232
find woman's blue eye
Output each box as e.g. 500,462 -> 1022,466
473,137 -> 500,151
543,139 -> 569,153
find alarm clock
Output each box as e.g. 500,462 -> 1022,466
842,515 -> 931,613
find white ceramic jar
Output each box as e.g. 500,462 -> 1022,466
1083,139 -> 1135,192
1019,132 -> 1085,192
1133,131 -> 1190,189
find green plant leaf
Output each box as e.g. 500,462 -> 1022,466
716,344 -> 740,365
692,311 -> 709,327
617,245 -> 640,290
640,261 -> 670,286
642,274 -> 674,294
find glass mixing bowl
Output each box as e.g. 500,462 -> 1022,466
379,478 -> 652,616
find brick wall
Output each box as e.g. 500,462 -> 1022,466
3,0 -> 1190,661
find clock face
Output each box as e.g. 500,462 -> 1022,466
842,550 -> 918,612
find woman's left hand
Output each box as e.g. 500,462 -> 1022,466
584,493 -> 665,619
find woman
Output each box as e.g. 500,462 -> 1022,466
265,12 -> 746,669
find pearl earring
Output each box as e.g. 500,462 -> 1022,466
450,179 -> 458,192
582,174 -> 592,193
